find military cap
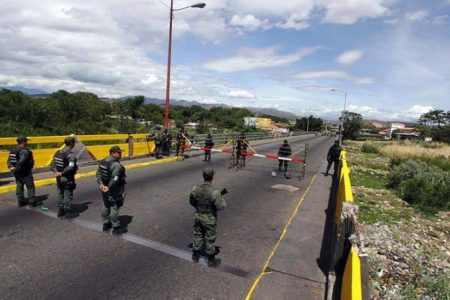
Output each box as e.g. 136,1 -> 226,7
109,145 -> 123,153
16,136 -> 29,144
64,136 -> 76,145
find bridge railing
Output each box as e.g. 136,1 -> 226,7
331,150 -> 368,300
0,134 -> 155,174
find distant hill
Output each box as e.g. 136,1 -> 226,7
138,97 -> 299,120
2,86 -> 48,95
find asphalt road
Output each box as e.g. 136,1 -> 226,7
0,135 -> 334,299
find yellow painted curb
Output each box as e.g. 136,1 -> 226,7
0,156 -> 179,195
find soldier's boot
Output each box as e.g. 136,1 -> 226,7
192,250 -> 200,263
18,200 -> 28,207
103,223 -> 112,231
112,227 -> 128,235
57,208 -> 66,218
64,209 -> 79,219
207,255 -> 221,267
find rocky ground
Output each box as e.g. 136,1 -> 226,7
345,142 -> 450,299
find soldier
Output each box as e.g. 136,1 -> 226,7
325,140 -> 342,176
176,127 -> 187,156
235,133 -> 248,167
153,126 -> 162,159
96,146 -> 128,235
162,128 -> 172,157
203,133 -> 214,162
189,167 -> 226,267
278,140 -> 292,173
50,136 -> 78,218
7,136 -> 39,207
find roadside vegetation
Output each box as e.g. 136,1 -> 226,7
345,141 -> 450,299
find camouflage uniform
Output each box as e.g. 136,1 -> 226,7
7,145 -> 36,206
189,183 -> 226,255
50,147 -> 77,215
96,155 -> 126,229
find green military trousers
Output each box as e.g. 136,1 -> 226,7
101,187 -> 124,228
193,212 -> 217,255
56,177 -> 75,210
15,173 -> 35,205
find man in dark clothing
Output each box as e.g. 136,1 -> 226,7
153,127 -> 162,159
326,140 -> 342,176
162,129 -> 172,156
278,140 -> 292,173
7,136 -> 38,207
204,133 -> 214,161
235,133 -> 248,167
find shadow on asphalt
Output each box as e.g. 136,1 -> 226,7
71,201 -> 93,214
119,215 -> 134,229
35,194 -> 50,203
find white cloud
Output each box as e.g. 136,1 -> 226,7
384,18 -> 399,25
337,50 -> 364,65
275,12 -> 310,31
295,71 -> 374,85
221,89 -> 256,99
203,47 -> 319,73
405,10 -> 428,21
322,0 -> 388,24
431,15 -> 449,25
230,14 -> 271,31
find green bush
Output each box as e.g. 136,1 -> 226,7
361,142 -> 380,153
389,159 -> 450,212
390,155 -> 450,172
388,160 -> 431,189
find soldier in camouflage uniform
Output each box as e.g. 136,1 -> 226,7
7,136 -> 39,207
189,167 -> 226,267
50,136 -> 78,218
96,146 -> 128,235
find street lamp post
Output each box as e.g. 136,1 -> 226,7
330,89 -> 347,146
164,2 -> 206,129
306,105 -> 319,133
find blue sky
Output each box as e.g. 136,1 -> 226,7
0,0 -> 449,121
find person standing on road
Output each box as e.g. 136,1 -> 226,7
278,140 -> 292,173
189,167 -> 226,267
203,133 -> 214,162
325,140 -> 342,176
235,133 -> 248,167
7,136 -> 39,207
50,136 -> 78,218
153,126 -> 162,159
162,128 -> 172,157
176,127 -> 187,156
96,146 -> 128,235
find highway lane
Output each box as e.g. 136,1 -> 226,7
0,135 -> 334,299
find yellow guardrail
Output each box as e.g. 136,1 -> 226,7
335,150 -> 354,224
0,134 -> 155,173
341,245 -> 362,300
334,150 -> 364,300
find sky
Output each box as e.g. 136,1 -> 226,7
0,0 -> 449,121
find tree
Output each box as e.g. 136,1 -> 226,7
342,111 -> 362,140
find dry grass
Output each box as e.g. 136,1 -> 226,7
378,141 -> 450,159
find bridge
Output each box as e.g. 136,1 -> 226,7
0,134 -> 364,299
